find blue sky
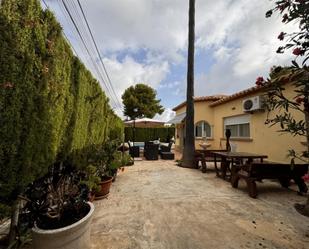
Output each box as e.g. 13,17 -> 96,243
43,0 -> 296,121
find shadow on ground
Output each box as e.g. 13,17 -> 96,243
91,160 -> 309,249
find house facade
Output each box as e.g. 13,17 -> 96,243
170,82 -> 305,163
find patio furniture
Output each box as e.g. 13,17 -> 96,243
231,162 -> 308,198
195,149 -> 227,162
160,141 -> 173,153
194,151 -> 207,171
144,142 -> 159,160
212,151 -> 268,180
128,141 -> 140,158
117,143 -> 129,152
194,149 -> 228,173
161,152 -> 175,160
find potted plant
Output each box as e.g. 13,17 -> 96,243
89,141 -> 122,198
19,163 -> 95,249
121,153 -> 134,166
80,165 -> 101,202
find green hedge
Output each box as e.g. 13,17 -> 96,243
125,127 -> 175,143
0,0 -> 123,202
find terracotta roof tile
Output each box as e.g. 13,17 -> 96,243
172,95 -> 227,111
209,85 -> 267,107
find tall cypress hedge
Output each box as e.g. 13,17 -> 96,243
125,127 -> 175,143
0,0 -> 123,203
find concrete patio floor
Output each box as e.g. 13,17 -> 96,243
91,160 -> 309,249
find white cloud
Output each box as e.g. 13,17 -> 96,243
45,0 -> 298,108
154,108 -> 176,122
194,0 -> 297,95
72,0 -> 189,62
102,55 -> 169,108
158,80 -> 181,89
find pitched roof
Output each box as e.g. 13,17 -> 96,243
172,95 -> 227,111
209,85 -> 267,107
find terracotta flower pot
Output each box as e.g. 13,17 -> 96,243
95,176 -> 113,198
32,202 -> 94,249
88,191 -> 96,202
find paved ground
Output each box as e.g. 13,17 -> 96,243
91,160 -> 309,249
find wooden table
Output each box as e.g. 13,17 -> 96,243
194,149 -> 227,173
212,152 -> 268,180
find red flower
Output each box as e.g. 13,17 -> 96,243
295,97 -> 304,104
277,32 -> 285,41
302,174 -> 309,182
255,77 -> 265,86
293,47 -> 304,56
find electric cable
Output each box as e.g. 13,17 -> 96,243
76,0 -> 123,110
61,0 -> 119,108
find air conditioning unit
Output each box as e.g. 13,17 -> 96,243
242,96 -> 264,112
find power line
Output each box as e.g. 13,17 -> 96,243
60,0 -> 119,108
65,0 -> 98,65
42,0 -> 122,110
62,0 -> 121,109
45,0 -> 118,108
42,0 -> 48,8
76,0 -> 122,110
42,0 -> 80,58
64,0 -> 120,109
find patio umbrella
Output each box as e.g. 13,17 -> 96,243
124,118 -> 165,128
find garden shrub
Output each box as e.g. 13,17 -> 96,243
0,0 -> 123,217
124,127 -> 175,142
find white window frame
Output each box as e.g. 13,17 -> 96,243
195,121 -> 212,138
224,115 -> 250,138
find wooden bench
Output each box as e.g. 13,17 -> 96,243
195,149 -> 228,173
195,149 -> 227,162
231,162 -> 308,198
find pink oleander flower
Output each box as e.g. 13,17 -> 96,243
293,47 -> 304,56
255,77 -> 265,86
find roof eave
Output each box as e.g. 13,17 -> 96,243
209,85 -> 268,107
172,96 -> 226,111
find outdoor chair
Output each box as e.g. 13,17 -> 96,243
159,141 -> 175,160
128,141 -> 140,158
144,142 -> 159,160
160,141 -> 173,153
